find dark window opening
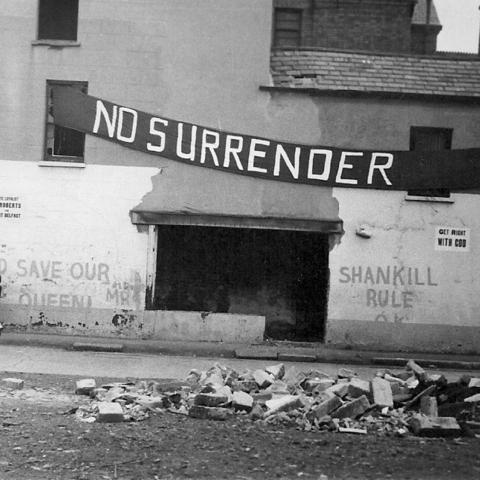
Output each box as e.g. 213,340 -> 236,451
38,0 -> 79,41
408,127 -> 453,198
150,225 -> 330,342
45,81 -> 87,162
274,8 -> 302,47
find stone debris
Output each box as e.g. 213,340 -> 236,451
59,359 -> 480,436
0,378 -> 24,390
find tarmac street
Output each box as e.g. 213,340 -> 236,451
1,345 -> 479,382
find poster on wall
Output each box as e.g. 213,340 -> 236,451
0,196 -> 21,219
434,227 -> 470,252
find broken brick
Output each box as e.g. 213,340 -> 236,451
1,378 -> 24,390
75,379 -> 96,395
265,364 -> 285,380
264,395 -> 305,418
409,415 -> 461,437
189,405 -> 233,421
420,396 -> 438,417
406,359 -> 428,382
97,402 -> 124,423
371,377 -> 393,408
194,393 -> 230,408
347,378 -> 371,399
308,394 -> 343,420
331,395 -> 370,420
232,391 -> 254,412
253,370 -> 274,389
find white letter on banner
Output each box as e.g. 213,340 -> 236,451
93,101 -> 117,138
307,149 -> 332,181
147,118 -> 168,153
247,139 -> 270,174
116,107 -> 138,143
200,129 -> 220,166
274,145 -> 300,179
336,152 -> 362,185
367,153 -> 393,186
177,123 -> 197,161
223,135 -> 244,170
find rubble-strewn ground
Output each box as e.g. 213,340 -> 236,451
1,368 -> 480,480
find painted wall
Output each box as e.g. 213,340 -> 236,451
2,1 -> 480,351
263,93 -> 480,353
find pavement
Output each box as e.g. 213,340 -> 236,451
1,330 -> 480,371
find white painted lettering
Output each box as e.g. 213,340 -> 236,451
223,135 -> 244,170
176,123 -> 197,161
367,153 -> 393,186
336,152 -> 361,185
273,145 -> 300,179
247,139 -> 269,174
116,107 -> 138,143
307,149 -> 332,181
147,117 -> 168,153
200,129 -> 220,166
93,101 -> 117,138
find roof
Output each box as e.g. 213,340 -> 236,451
268,48 -> 480,99
412,0 -> 441,26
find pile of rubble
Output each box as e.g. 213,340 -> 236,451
71,359 -> 480,438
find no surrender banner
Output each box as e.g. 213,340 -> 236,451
53,87 -> 480,191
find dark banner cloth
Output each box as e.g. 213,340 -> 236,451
53,87 -> 480,191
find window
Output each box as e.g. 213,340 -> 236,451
273,8 -> 302,47
45,81 -> 87,163
38,0 -> 79,41
408,127 -> 453,198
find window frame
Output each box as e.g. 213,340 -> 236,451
407,126 -> 453,200
43,80 -> 88,165
37,0 -> 79,42
273,8 -> 303,48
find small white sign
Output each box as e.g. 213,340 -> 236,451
435,227 -> 470,252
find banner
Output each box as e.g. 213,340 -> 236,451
53,87 -> 480,191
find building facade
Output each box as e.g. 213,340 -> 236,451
1,0 -> 480,353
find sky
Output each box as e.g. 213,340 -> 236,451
435,0 -> 480,53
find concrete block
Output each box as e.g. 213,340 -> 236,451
264,395 -> 305,418
371,377 -> 393,408
97,402 -> 124,423
250,392 -> 273,405
468,378 -> 480,388
406,359 -> 428,382
265,380 -> 290,395
310,378 -> 336,394
409,415 -> 461,437
464,393 -> 480,403
338,368 -> 357,379
194,393 -> 229,407
188,405 -> 233,421
347,378 -> 371,399
309,394 -> 343,420
331,395 -> 370,420
325,383 -> 349,399
232,380 -> 258,393
135,395 -> 164,409
232,391 -> 254,412
253,370 -> 274,389
420,396 -> 438,417
0,378 -> 24,390
282,367 -> 307,386
265,364 -> 285,380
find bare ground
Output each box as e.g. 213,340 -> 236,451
0,371 -> 479,480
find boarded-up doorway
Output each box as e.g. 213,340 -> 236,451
150,225 -> 330,342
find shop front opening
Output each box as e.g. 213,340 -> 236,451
148,224 -> 330,342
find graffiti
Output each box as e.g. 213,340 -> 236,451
19,293 -> 92,309
374,313 -> 406,324
366,289 -> 414,308
339,265 -> 437,286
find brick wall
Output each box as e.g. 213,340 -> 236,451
274,0 -> 416,54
